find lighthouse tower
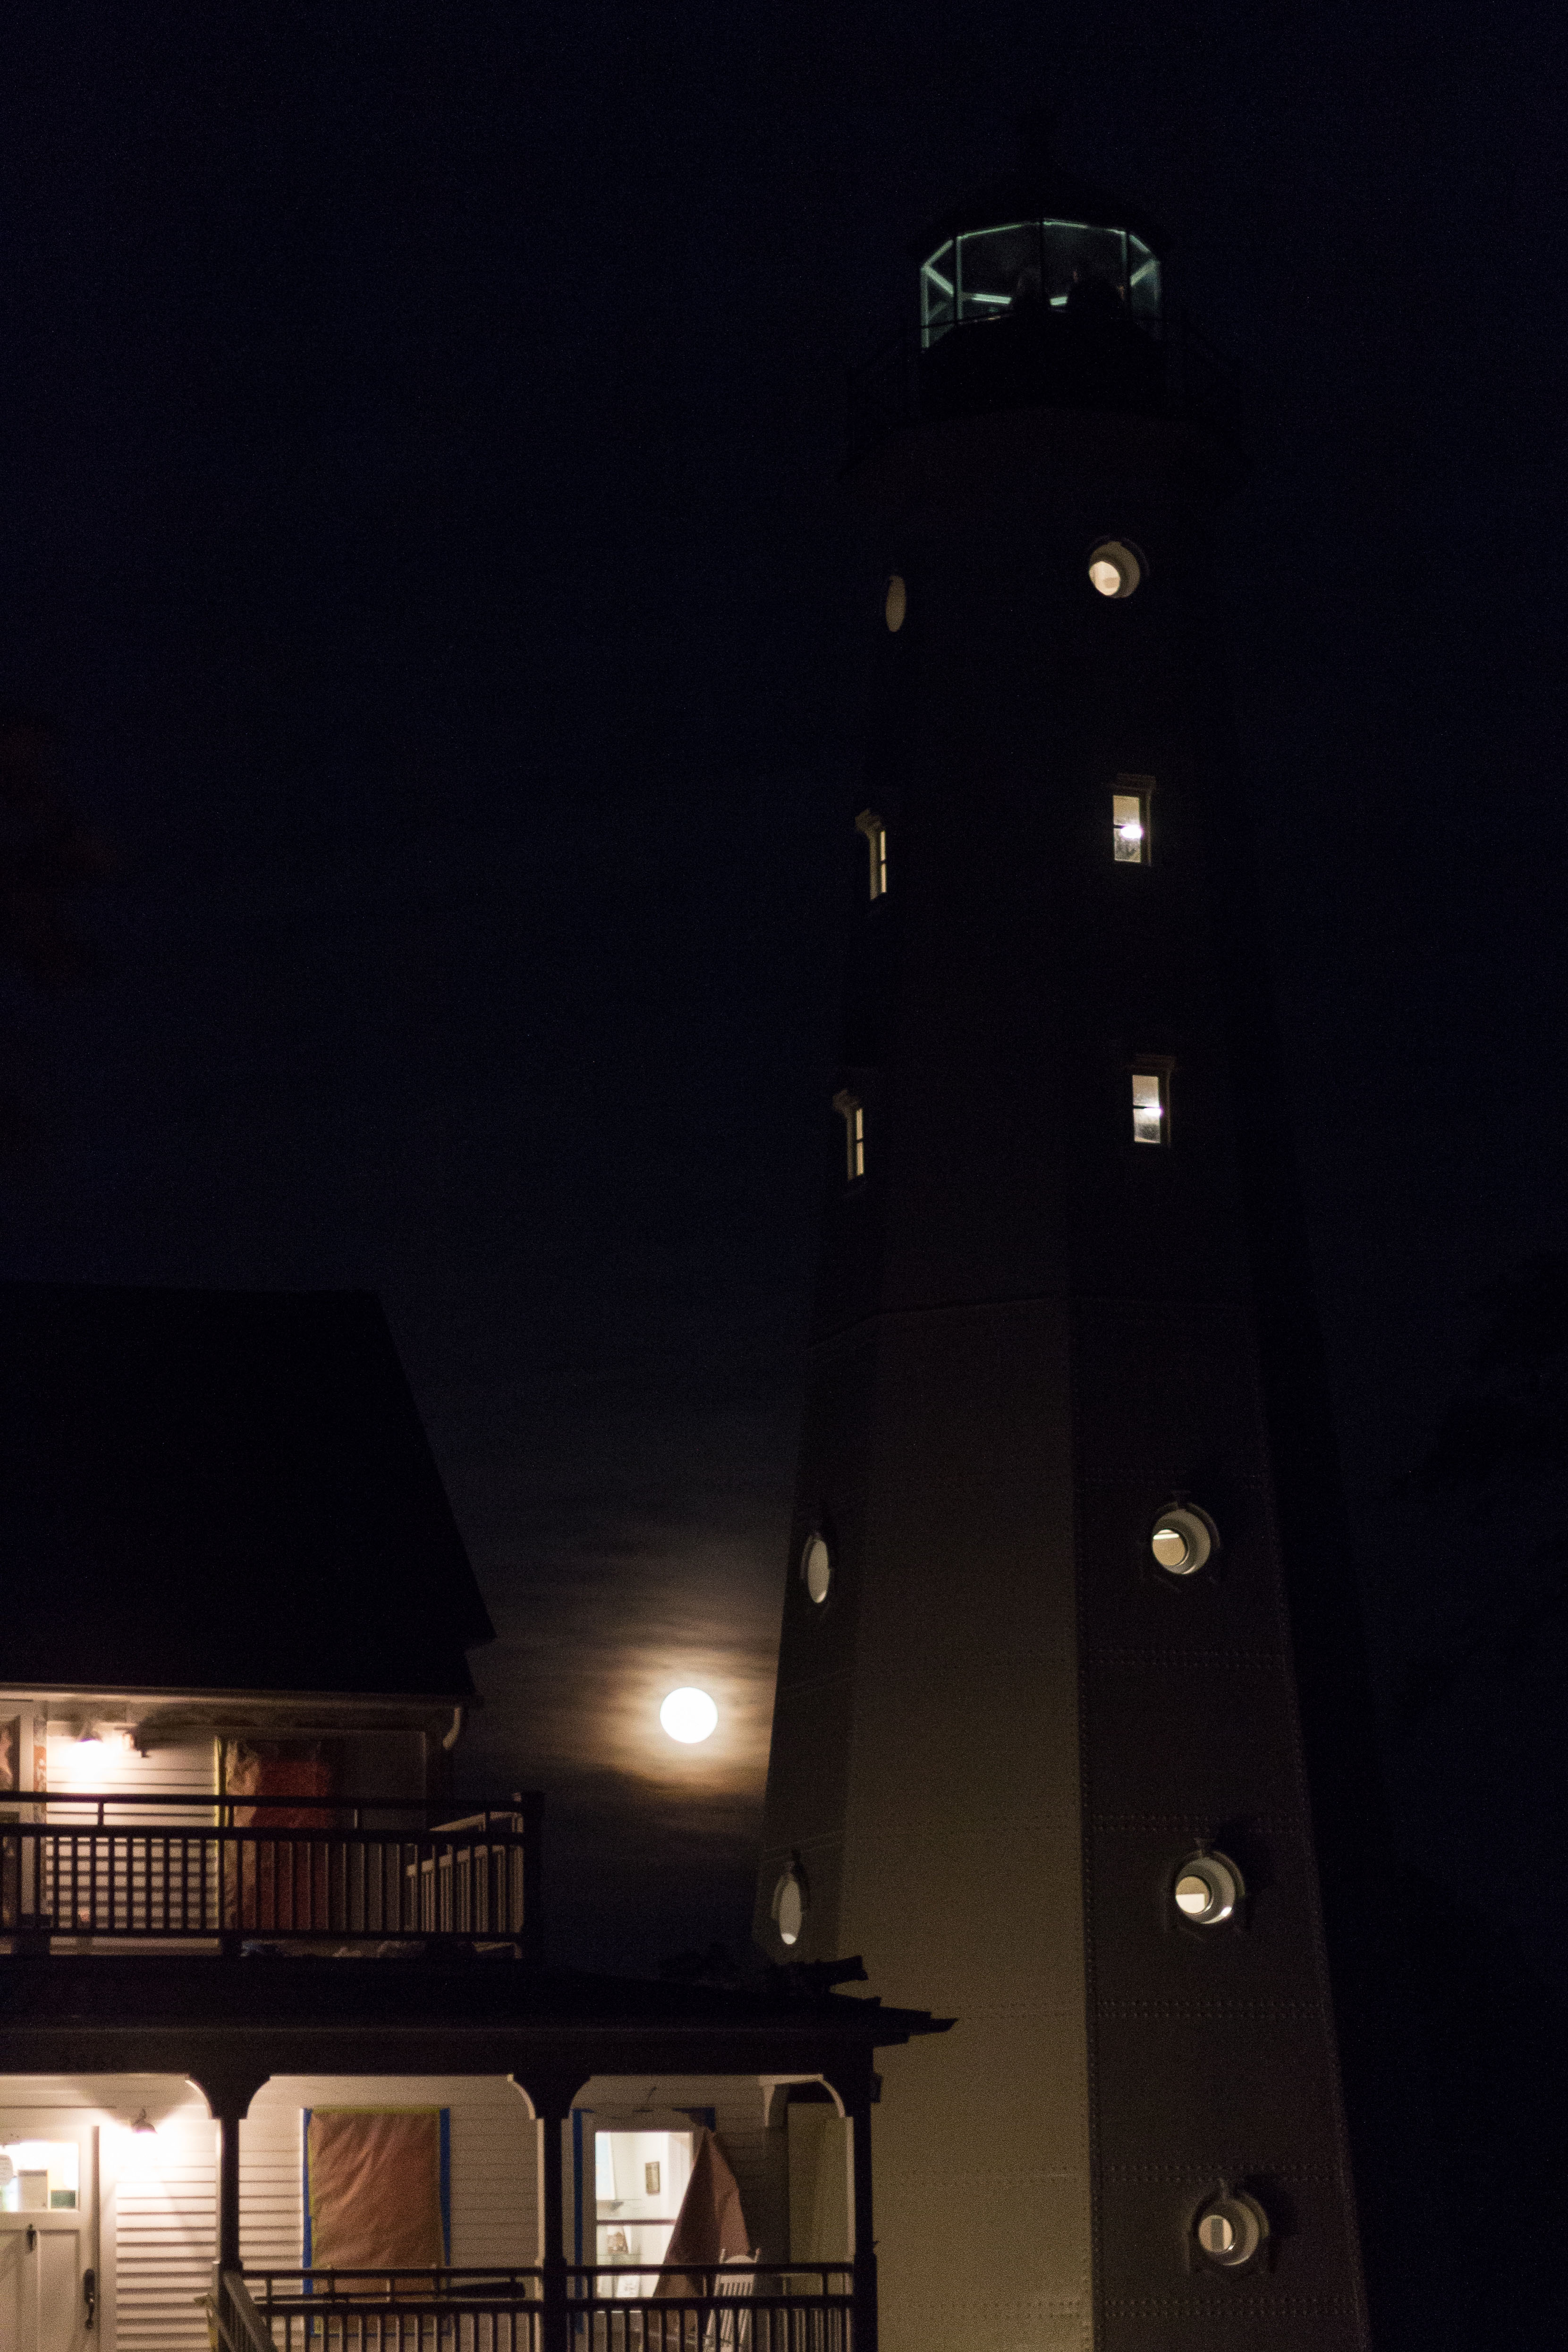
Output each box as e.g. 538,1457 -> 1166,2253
754,143 -> 1372,2350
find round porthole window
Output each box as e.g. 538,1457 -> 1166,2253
1087,539 -> 1145,599
772,1866 -> 807,1949
1173,1850 -> 1241,1926
884,573 -> 907,632
801,1532 -> 833,1606
1150,1504 -> 1214,1577
1194,2190 -> 1266,2269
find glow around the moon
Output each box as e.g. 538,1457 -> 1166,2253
659,1686 -> 719,1744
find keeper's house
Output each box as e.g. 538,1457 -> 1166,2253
0,1284 -> 941,2352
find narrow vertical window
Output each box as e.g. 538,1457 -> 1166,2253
1112,779 -> 1152,865
1114,776 -> 1152,870
832,1089 -> 865,1181
1131,1070 -> 1167,1146
856,809 -> 888,900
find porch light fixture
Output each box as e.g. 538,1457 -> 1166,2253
659,1688 -> 719,1745
129,2111 -> 155,2136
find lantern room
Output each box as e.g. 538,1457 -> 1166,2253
920,218 -> 1162,345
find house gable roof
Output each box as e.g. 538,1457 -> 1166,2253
0,1282 -> 493,1700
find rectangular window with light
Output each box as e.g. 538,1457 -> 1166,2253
1131,1070 -> 1167,1146
832,1089 -> 865,1181
1112,775 -> 1153,864
856,809 -> 888,900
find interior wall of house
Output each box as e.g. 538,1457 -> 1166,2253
572,2077 -> 788,2265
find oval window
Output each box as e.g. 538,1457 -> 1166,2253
1195,2191 -> 1266,2269
772,1866 -> 807,1948
884,573 -> 908,632
1150,1505 -> 1214,1577
1087,539 -> 1145,600
801,1532 -> 832,1606
1172,1850 -> 1241,1927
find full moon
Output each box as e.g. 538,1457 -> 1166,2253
659,1687 -> 719,1745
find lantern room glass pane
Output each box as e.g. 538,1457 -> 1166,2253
920,241 -> 956,340
955,222 -> 1045,323
922,219 -> 1159,346
1128,236 -> 1161,323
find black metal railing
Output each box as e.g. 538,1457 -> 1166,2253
0,1792 -> 535,1951
846,306 -> 1242,462
225,2265 -> 854,2352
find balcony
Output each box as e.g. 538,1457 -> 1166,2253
216,2263 -> 855,2352
846,306 -> 1242,465
0,1791 -> 538,1955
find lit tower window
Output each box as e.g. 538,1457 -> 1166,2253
1112,775 -> 1153,864
832,1089 -> 865,1181
1131,1069 -> 1168,1146
856,809 -> 889,899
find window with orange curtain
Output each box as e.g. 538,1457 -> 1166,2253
304,2108 -> 450,2276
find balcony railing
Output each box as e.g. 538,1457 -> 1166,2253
846,306 -> 1242,463
0,1791 -> 536,1953
217,2264 -> 854,2352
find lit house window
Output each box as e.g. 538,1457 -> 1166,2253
1131,1069 -> 1167,1146
832,1089 -> 865,1181
1112,776 -> 1153,864
855,809 -> 888,900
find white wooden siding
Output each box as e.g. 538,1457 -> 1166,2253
42,1727 -> 217,1808
243,2076 -> 538,2273
110,2095 -> 216,2352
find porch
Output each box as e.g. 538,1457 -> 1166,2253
0,1953 -> 943,2352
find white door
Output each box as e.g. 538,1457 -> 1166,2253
0,2232 -> 29,2347
0,2115 -> 96,2352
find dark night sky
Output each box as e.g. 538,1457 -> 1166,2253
2,1 -> 1566,2013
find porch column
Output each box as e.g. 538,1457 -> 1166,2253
189,2067 -> 271,2276
515,2070 -> 582,2352
848,2089 -> 879,2352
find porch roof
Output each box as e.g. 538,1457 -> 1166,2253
0,1953 -> 949,2106
0,1282 -> 492,1700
